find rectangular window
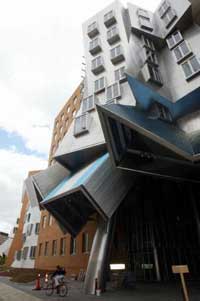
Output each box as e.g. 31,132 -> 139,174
94,77 -> 105,93
182,56 -> 200,80
42,215 -> 47,229
27,223 -> 33,236
137,8 -> 149,19
22,247 -> 29,260
87,21 -> 99,38
38,243 -> 42,256
27,213 -> 31,222
106,82 -> 121,103
166,31 -> 183,50
74,113 -> 90,137
114,66 -> 126,82
82,95 -> 96,113
70,237 -> 76,255
52,240 -> 57,256
173,41 -> 192,63
60,238 -> 66,255
104,10 -> 116,27
29,246 -> 36,259
44,241 -> 49,256
158,0 -> 170,18
110,45 -> 125,64
107,25 -> 120,44
142,35 -> 155,51
144,48 -> 158,65
89,37 -> 101,55
48,215 -> 53,226
91,56 -> 103,70
162,8 -> 177,28
16,250 -> 22,261
82,233 -> 89,253
35,223 -> 40,234
148,64 -> 163,85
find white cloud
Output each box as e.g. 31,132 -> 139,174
0,149 -> 47,233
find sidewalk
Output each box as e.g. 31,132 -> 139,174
0,282 -> 42,301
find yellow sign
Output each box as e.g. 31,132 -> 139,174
172,265 -> 189,274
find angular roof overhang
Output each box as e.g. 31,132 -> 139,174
24,177 -> 39,208
97,104 -> 200,183
41,154 -> 134,237
32,162 -> 70,200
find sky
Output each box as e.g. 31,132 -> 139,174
0,0 -> 160,234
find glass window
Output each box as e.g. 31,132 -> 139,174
92,56 -> 103,70
42,215 -> 47,229
52,240 -> 57,256
23,247 -> 29,260
137,8 -> 149,19
35,223 -> 40,234
70,237 -> 76,255
38,243 -> 42,256
44,241 -> 49,256
82,233 -> 89,253
115,66 -> 126,82
142,36 -> 155,51
163,8 -> 177,28
158,0 -> 170,18
106,82 -> 121,103
82,95 -> 95,113
147,64 -> 163,85
94,77 -> 105,93
166,31 -> 183,49
182,56 -> 200,80
29,246 -> 36,259
48,215 -> 53,226
110,45 -> 123,59
173,41 -> 191,63
60,238 -> 66,255
74,113 -> 89,136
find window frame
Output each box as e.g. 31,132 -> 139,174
44,241 -> 49,256
173,41 -> 192,64
114,66 -> 126,82
106,82 -> 121,103
158,0 -> 170,18
147,64 -> 163,86
70,236 -> 76,255
52,240 -> 57,256
181,55 -> 200,80
60,237 -> 66,256
166,30 -> 183,50
82,95 -> 96,113
94,76 -> 106,94
82,232 -> 90,253
162,8 -> 177,28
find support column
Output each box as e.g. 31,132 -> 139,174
84,214 -> 116,294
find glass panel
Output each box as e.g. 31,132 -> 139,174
182,62 -> 192,78
82,99 -> 87,112
107,86 -> 112,100
174,47 -> 182,61
113,83 -> 119,98
174,31 -> 182,44
190,56 -> 200,72
181,41 -> 190,56
99,77 -> 104,89
115,69 -> 119,81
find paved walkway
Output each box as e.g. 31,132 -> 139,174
0,281 -> 42,301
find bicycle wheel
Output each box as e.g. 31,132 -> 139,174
59,284 -> 68,297
45,283 -> 54,296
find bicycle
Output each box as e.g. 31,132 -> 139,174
45,277 -> 69,297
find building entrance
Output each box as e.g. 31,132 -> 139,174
110,176 -> 200,282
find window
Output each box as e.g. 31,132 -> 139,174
182,56 -> 200,80
42,215 -> 47,229
137,8 -> 149,19
144,48 -> 158,65
142,35 -> 155,51
162,8 -> 177,28
106,82 -> 121,103
89,37 -> 101,55
158,1 -> 170,18
44,241 -> 49,256
70,237 -> 76,255
149,102 -> 172,122
166,31 -> 183,49
94,77 -> 105,93
173,41 -> 192,63
82,233 -> 89,253
104,10 -> 116,27
29,246 -> 36,259
88,21 -> 99,38
115,66 -> 126,82
82,95 -> 96,113
147,64 -> 163,85
137,9 -> 153,32
27,213 -> 31,222
74,113 -> 90,137
22,233 -> 26,243
60,238 -> 66,255
107,26 -> 120,44
16,250 -> 22,261
16,218 -> 19,225
48,215 -> 53,226
73,96 -> 78,105
91,56 -> 104,74
67,106 -> 70,113
38,243 -> 42,256
27,223 -> 33,236
13,227 -> 18,234
35,223 -> 40,234
22,247 -> 29,260
52,240 -> 57,256
110,45 -> 124,64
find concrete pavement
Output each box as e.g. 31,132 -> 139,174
0,281 -> 42,301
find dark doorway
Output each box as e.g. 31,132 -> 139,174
110,176 -> 200,282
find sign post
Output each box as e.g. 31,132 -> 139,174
172,265 -> 189,301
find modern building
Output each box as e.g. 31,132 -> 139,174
7,0 -> 200,296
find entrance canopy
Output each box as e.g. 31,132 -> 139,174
41,154 -> 134,237
97,104 -> 200,183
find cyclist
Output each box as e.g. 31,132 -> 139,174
52,265 -> 66,290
